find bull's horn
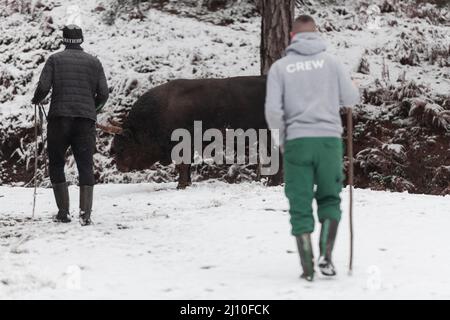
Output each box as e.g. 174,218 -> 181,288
96,123 -> 123,135
108,118 -> 123,127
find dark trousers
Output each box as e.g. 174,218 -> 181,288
47,117 -> 96,186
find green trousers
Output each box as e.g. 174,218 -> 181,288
284,137 -> 344,236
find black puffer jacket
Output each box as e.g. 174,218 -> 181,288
32,45 -> 109,121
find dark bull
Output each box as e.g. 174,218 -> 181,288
98,76 -> 283,189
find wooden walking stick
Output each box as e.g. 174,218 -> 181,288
32,104 -> 38,219
38,104 -> 48,176
347,107 -> 354,274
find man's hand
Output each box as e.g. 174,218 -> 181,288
96,104 -> 106,114
31,97 -> 39,105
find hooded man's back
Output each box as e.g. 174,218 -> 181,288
265,32 -> 360,146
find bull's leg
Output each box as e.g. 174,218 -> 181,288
176,164 -> 192,189
256,153 -> 262,182
267,151 -> 284,186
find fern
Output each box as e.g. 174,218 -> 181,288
409,99 -> 450,131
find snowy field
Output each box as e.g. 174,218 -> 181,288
0,181 -> 449,300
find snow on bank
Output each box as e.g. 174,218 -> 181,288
1,0 -> 449,194
0,181 -> 449,299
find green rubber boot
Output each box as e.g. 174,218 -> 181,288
296,233 -> 314,281
318,219 -> 339,276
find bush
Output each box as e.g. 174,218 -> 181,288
416,0 -> 450,7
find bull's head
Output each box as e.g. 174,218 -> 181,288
97,118 -> 167,172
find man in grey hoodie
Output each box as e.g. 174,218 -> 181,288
265,15 -> 359,281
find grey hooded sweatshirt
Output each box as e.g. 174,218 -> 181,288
265,32 -> 360,147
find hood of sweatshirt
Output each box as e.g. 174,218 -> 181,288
286,32 -> 327,56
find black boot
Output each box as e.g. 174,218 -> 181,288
52,182 -> 71,223
296,234 -> 314,281
318,219 -> 339,276
79,185 -> 93,226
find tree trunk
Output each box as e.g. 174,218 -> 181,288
259,0 -> 295,75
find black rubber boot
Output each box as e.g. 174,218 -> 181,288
296,234 -> 314,282
318,219 -> 339,276
52,182 -> 71,223
79,185 -> 93,226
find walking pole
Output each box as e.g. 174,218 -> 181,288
38,104 -> 48,176
32,103 -> 38,219
347,107 -> 354,275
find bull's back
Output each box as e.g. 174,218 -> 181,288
162,76 -> 267,131
125,76 -> 268,150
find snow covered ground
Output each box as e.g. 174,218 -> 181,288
1,181 -> 449,300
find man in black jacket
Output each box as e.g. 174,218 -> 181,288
32,25 -> 109,226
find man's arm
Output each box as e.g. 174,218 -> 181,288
336,60 -> 360,107
265,63 -> 285,149
32,56 -> 54,104
95,61 -> 109,113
